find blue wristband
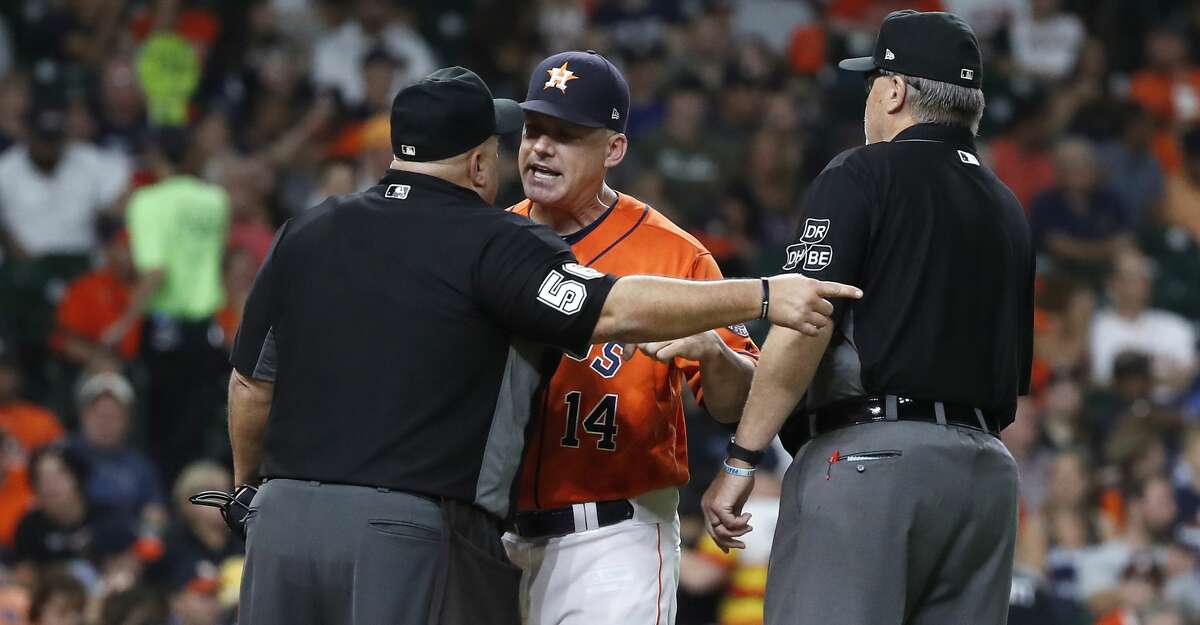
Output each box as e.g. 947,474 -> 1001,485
722,461 -> 756,478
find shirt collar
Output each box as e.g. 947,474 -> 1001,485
892,123 -> 977,149
377,169 -> 486,205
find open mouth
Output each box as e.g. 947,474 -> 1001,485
527,163 -> 561,180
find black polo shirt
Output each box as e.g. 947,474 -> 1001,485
230,170 -> 617,518
782,123 -> 1033,427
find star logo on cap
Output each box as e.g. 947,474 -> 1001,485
544,62 -> 579,93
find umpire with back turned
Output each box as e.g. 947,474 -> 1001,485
214,66 -> 862,625
702,11 -> 1034,625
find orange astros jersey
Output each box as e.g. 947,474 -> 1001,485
510,193 -> 760,511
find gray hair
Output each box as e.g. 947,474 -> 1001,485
881,70 -> 986,135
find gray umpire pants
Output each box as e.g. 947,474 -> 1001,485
765,420 -> 1018,625
239,479 -> 521,625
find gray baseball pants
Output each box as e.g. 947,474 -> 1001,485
765,420 -> 1018,625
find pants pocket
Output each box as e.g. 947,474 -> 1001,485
439,528 -> 521,625
368,518 -> 441,542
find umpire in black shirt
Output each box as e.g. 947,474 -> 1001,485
703,11 -> 1034,625
221,67 -> 861,625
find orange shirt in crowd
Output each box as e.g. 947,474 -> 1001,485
0,402 -> 61,547
1130,69 -> 1200,124
988,138 -> 1057,210
510,194 -> 759,510
0,402 -> 63,453
50,269 -> 142,360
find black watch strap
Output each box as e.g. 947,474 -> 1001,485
726,437 -> 765,466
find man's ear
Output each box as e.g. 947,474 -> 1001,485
604,133 -> 628,169
887,76 -> 907,115
467,148 -> 486,187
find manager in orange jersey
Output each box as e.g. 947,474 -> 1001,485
503,50 -> 760,625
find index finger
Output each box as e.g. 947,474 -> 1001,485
815,281 -> 863,300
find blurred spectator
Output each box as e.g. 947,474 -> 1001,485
0,577 -> 30,625
1174,427 -> 1200,548
223,157 -> 276,267
48,218 -> 141,372
124,127 -> 230,484
0,73 -> 29,153
1093,556 -> 1169,625
1078,477 -> 1178,612
65,373 -> 166,532
1030,138 -> 1133,283
94,59 -> 148,158
1163,543 -> 1200,623
1090,250 -> 1196,392
1005,398 -> 1052,511
0,97 -> 130,263
591,0 -> 685,55
1085,352 -> 1156,449
0,340 -> 65,549
11,445 -> 134,584
987,96 -> 1059,209
311,0 -> 436,108
1033,274 -> 1095,381
1130,28 -> 1200,126
1040,377 -> 1093,454
1009,0 -> 1085,83
95,587 -> 166,625
1095,105 -> 1165,226
619,47 -> 666,140
166,570 -> 223,625
28,570 -> 85,625
0,346 -> 64,457
536,0 -> 586,53
214,247 -> 259,352
635,73 -> 733,227
151,462 -> 242,609
942,0 -> 1025,47
1161,127 -> 1200,243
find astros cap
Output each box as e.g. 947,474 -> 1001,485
521,50 -> 630,134
838,10 -> 983,89
390,66 -> 523,162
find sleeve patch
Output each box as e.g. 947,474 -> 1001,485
783,218 -> 835,271
537,269 -> 588,315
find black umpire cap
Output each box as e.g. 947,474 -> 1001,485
521,50 -> 630,134
391,66 -> 523,162
838,10 -> 983,89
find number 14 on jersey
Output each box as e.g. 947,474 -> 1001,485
560,392 -> 619,451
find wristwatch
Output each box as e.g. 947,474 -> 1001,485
726,436 -> 765,467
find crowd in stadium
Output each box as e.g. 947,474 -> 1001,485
0,0 -> 1198,624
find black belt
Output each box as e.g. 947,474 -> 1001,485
511,500 -> 634,539
804,395 -> 1000,438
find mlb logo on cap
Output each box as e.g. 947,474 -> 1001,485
401,145 -> 417,156
521,50 -> 631,134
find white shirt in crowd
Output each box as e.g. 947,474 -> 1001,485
0,143 -> 131,257
311,18 -> 436,107
1009,10 -> 1086,81
942,0 -> 1028,42
1090,308 -> 1197,384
